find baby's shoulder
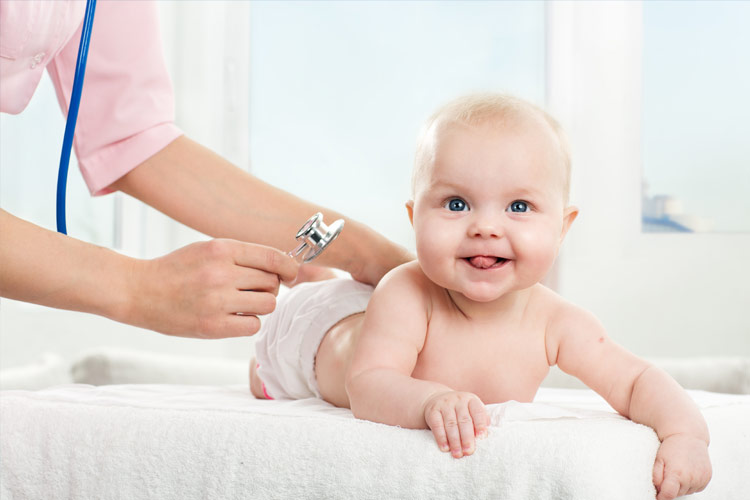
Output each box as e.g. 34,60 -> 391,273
532,285 -> 606,351
373,261 -> 451,319
377,261 -> 433,293
364,261 -> 435,330
370,261 -> 432,305
526,285 -> 600,334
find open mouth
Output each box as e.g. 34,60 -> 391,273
464,256 -> 509,270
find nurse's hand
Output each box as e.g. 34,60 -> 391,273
123,239 -> 298,339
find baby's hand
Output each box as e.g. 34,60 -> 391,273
423,391 -> 489,459
653,433 -> 712,500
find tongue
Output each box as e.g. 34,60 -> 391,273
469,256 -> 498,269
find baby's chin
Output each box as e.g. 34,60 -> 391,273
422,268 -> 512,303
449,282 -> 510,304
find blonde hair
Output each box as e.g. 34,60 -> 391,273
412,93 -> 571,204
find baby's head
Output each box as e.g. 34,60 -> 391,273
411,93 -> 571,205
406,93 -> 578,303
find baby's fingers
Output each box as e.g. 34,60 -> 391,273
652,457 -> 665,491
441,407 -> 465,458
423,392 -> 486,459
468,397 -> 489,439
655,474 -> 680,500
455,404 -> 477,457
425,409 -> 450,454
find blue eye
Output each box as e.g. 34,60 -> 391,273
445,198 -> 468,212
508,201 -> 529,213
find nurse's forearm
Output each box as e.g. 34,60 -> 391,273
0,209 -> 132,319
0,209 -> 298,338
111,136 -> 412,285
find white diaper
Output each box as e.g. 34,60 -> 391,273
254,278 -> 373,400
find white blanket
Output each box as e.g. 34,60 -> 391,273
1,386 -> 748,499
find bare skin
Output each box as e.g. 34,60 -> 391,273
112,136 -> 412,288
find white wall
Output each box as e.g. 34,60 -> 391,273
547,1 -> 750,357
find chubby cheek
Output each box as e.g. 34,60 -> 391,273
413,216 -> 459,285
512,224 -> 560,280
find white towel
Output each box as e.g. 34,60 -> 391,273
2,386 -> 747,499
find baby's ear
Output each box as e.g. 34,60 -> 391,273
559,205 -> 579,243
405,200 -> 415,227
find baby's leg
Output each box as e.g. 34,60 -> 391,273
314,312 -> 366,409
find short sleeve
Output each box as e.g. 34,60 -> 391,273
46,0 -> 183,196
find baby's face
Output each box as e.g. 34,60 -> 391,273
409,120 -> 574,303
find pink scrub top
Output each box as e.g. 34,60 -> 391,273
0,0 -> 182,195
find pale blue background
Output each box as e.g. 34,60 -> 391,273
643,1 -> 750,232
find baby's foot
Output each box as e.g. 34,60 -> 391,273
249,358 -> 269,399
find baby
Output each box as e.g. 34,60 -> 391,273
250,93 -> 711,500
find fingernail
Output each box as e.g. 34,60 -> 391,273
477,430 -> 488,439
440,444 -> 449,452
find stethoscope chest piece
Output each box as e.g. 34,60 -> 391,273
288,212 -> 344,263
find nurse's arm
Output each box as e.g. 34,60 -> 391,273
0,209 -> 133,322
110,135 -> 412,286
0,208 -> 297,339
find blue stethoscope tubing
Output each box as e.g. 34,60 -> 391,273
56,0 -> 97,235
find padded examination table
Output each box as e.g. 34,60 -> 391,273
1,385 -> 748,499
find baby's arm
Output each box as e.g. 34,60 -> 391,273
346,264 -> 489,458
548,306 -> 711,500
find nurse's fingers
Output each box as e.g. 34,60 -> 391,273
230,241 -> 299,283
232,291 -> 277,318
222,313 -> 263,337
236,267 -> 282,295
128,239 -> 297,339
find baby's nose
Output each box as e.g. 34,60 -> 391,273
468,217 -> 504,239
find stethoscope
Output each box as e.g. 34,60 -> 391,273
288,212 -> 345,263
57,0 -> 97,235
57,0 -> 343,262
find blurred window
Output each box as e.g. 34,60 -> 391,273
642,1 -> 750,233
0,77 -> 117,246
248,0 -> 546,248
